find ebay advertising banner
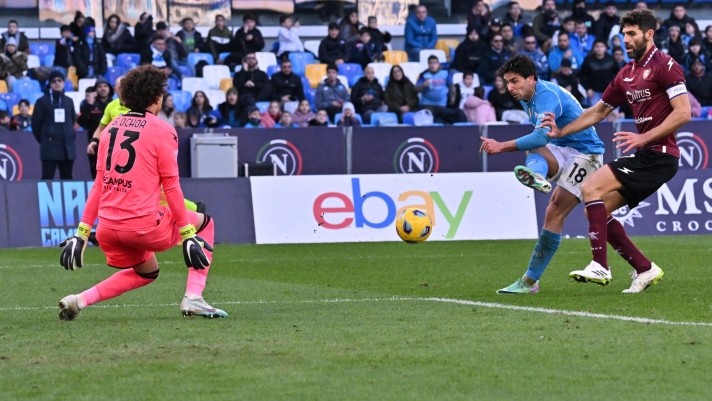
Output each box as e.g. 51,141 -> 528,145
250,173 -> 539,244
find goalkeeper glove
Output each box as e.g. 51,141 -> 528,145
59,223 -> 91,270
180,224 -> 213,270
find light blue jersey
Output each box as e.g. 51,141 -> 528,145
514,80 -> 605,155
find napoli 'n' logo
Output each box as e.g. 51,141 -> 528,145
612,202 -> 650,227
676,132 -> 708,170
393,138 -> 440,174
0,144 -> 23,181
256,139 -> 303,175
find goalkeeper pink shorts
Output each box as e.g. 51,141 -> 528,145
96,206 -> 182,268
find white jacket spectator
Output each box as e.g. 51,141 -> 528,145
277,15 -> 304,56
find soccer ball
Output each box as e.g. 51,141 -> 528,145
396,208 -> 433,243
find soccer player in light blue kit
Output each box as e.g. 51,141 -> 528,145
480,54 -> 605,294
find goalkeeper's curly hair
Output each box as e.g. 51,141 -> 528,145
117,65 -> 168,111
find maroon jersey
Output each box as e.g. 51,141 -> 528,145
601,46 -> 687,158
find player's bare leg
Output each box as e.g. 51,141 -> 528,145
180,211 -> 227,318
58,256 -> 161,321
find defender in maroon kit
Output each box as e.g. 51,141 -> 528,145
541,9 -> 691,293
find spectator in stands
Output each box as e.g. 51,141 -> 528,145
571,20 -> 595,55
234,13 -> 265,55
662,25 -> 686,64
685,57 -> 712,106
449,71 -> 478,109
316,64 -> 350,120
365,16 -> 391,50
271,59 -> 305,102
501,24 -> 523,54
73,26 -> 107,79
417,56 -> 464,124
69,12 -> 85,43
155,22 -> 190,78
552,58 -> 584,104
140,36 -> 176,80
217,88 -> 243,128
292,99 -> 315,127
467,0 -> 491,37
233,53 -> 271,107
349,28 -> 383,69
337,102 -> 361,127
157,92 -> 175,126
351,65 -> 387,124
384,65 -> 419,123
571,0 -> 595,30
309,109 -> 330,126
611,46 -> 626,68
102,15 -> 137,56
664,4 -> 695,31
55,25 -> 74,70
683,21 -> 701,46
77,79 -> 111,177
487,18 -> 503,42
594,2 -> 619,43
277,15 -> 304,57
451,27 -> 485,75
634,1 -> 649,11
519,35 -> 549,80
275,111 -> 299,128
0,20 -> 29,54
10,99 -> 31,131
551,16 -> 575,49
0,38 -> 28,91
177,18 -> 206,54
319,23 -> 347,66
487,75 -> 522,120
461,85 -> 496,124
174,112 -> 187,129
532,0 -> 559,53
32,71 -> 76,180
243,106 -> 263,128
0,110 -> 9,131
580,40 -> 619,107
339,10 -> 361,57
405,5 -> 438,62
702,26 -> 712,61
207,15 -> 233,61
502,2 -> 526,38
682,38 -> 706,74
134,13 -> 155,53
548,31 -> 584,74
478,34 -> 510,85
260,101 -> 282,128
186,91 -> 213,128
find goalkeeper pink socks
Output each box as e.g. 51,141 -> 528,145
185,213 -> 214,298
80,268 -> 159,307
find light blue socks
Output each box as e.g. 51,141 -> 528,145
525,152 -> 549,178
525,229 -> 562,281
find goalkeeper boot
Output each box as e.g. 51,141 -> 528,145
514,166 -> 552,194
180,296 -> 227,318
58,294 -> 83,321
622,263 -> 664,293
497,277 -> 539,294
570,261 -> 612,285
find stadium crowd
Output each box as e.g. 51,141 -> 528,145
1,1 -> 711,135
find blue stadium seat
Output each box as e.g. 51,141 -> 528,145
219,52 -> 230,61
169,90 -> 192,113
116,53 -> 141,70
266,65 -> 279,78
403,112 -> 416,125
370,112 -> 398,126
0,98 -> 7,111
483,85 -> 494,99
700,106 -> 712,119
338,63 -> 364,87
288,52 -> 315,77
304,88 -> 316,111
63,80 -> 73,92
176,64 -> 193,78
188,53 -> 214,67
166,77 -> 179,91
454,122 -> 478,126
301,76 -> 310,93
255,101 -> 270,113
26,91 -> 43,105
45,55 -> 55,67
12,79 -> 41,99
334,112 -> 364,125
0,93 -> 20,110
30,43 -> 55,65
103,66 -> 127,86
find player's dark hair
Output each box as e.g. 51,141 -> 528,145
497,54 -> 538,81
620,9 -> 657,34
119,65 -> 168,111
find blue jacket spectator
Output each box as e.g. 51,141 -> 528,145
217,88 -> 242,128
570,21 -> 595,54
243,106 -> 264,128
316,66 -> 351,120
416,56 -> 450,107
549,31 -> 584,73
519,36 -> 549,80
405,5 -> 438,61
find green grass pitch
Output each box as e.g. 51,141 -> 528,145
2,236 -> 712,400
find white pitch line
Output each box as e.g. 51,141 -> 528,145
1,297 -> 711,327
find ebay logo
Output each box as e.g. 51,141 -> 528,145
312,178 -> 472,238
